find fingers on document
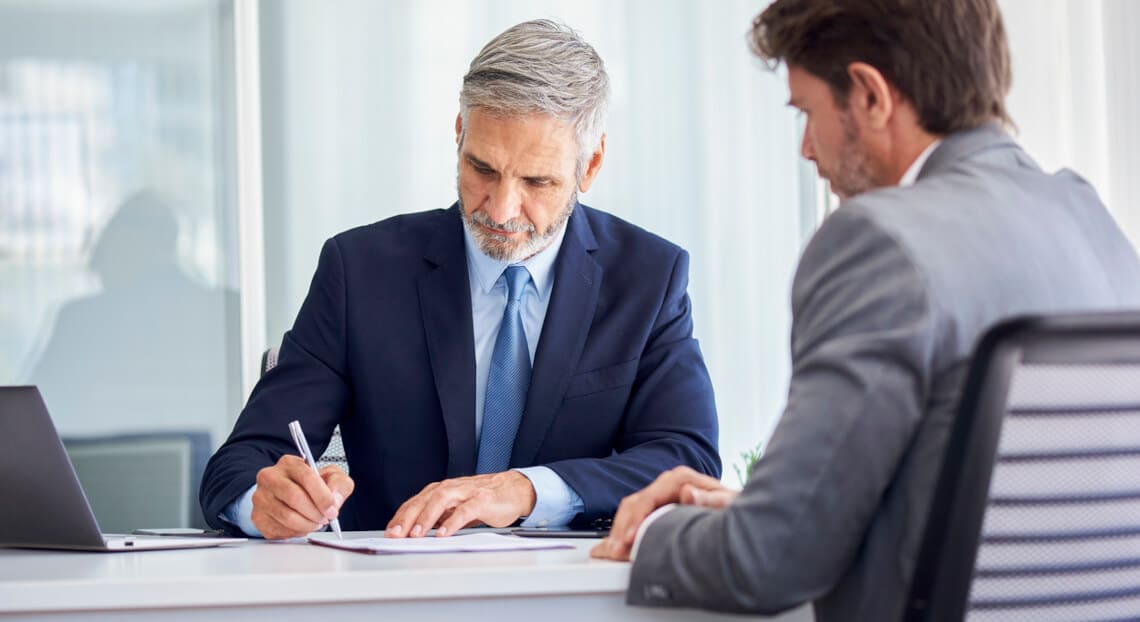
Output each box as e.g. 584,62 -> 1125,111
387,473 -> 534,538
435,500 -> 482,537
386,485 -> 432,538
387,482 -> 464,538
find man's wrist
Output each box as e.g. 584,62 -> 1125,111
504,469 -> 537,516
513,466 -> 584,527
220,485 -> 262,538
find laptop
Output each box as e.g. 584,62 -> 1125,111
0,386 -> 245,551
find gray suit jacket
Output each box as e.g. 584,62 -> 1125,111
627,125 -> 1140,621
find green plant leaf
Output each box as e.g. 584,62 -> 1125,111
733,443 -> 764,487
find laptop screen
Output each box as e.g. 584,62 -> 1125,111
0,386 -> 246,551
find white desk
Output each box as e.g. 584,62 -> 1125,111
0,533 -> 813,621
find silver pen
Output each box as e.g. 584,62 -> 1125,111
288,420 -> 343,540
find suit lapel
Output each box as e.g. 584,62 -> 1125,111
512,206 -> 601,467
418,206 -> 477,477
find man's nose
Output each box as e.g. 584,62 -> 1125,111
484,180 -> 524,224
800,127 -> 816,162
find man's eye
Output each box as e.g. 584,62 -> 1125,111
474,166 -> 493,175
526,178 -> 551,188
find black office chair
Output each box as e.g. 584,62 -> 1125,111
261,347 -> 349,474
905,312 -> 1140,621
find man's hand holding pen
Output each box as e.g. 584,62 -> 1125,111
250,454 -> 354,541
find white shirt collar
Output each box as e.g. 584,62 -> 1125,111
898,139 -> 942,187
463,218 -> 567,303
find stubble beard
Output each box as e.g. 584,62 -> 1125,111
824,110 -> 878,200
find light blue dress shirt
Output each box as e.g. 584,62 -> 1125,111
222,219 -> 584,536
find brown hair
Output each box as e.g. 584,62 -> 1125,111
750,0 -> 1012,134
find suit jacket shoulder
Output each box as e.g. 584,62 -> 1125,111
331,208 -> 456,261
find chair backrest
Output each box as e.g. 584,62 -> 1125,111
62,431 -> 211,532
905,312 -> 1140,621
261,346 -> 349,474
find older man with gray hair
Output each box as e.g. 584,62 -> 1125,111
200,19 -> 721,540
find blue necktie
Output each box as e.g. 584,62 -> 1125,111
477,266 -> 532,474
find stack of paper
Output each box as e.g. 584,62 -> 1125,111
309,532 -> 574,555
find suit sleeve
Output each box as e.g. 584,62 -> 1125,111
546,249 -> 722,525
627,207 -> 937,613
199,237 -> 351,533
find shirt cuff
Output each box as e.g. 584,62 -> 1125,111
220,485 -> 263,538
630,503 -> 676,561
513,466 -> 584,527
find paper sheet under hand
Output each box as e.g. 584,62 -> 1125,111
308,532 -> 575,555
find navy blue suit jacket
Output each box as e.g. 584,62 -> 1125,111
200,204 -> 720,532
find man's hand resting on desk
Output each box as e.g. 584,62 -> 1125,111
251,455 -> 354,540
385,471 -> 537,538
590,466 -> 737,561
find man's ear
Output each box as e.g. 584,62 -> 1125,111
578,134 -> 606,193
847,62 -> 894,130
455,113 -> 463,145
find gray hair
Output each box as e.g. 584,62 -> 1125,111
459,19 -> 610,176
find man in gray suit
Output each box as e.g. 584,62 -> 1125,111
590,1 -> 1140,620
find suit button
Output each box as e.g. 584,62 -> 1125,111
644,584 -> 671,601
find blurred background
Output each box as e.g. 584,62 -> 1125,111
1,0 -> 1137,529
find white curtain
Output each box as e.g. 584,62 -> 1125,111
1000,0 -> 1140,247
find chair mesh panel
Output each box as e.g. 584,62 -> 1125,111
317,428 -> 349,475
262,347 -> 349,475
966,363 -> 1140,622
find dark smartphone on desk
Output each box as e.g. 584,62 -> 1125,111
511,526 -> 610,538
132,528 -> 226,537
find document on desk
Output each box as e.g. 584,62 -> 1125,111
309,532 -> 574,555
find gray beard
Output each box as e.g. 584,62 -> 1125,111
459,191 -> 576,263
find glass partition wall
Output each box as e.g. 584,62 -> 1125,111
0,0 -> 244,530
